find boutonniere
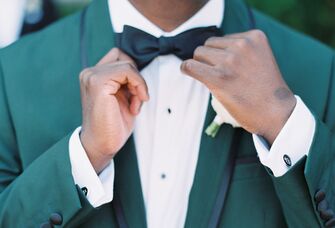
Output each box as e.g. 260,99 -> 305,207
205,95 -> 241,138
25,0 -> 43,24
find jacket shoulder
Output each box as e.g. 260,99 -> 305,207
0,10 -> 82,77
0,11 -> 83,128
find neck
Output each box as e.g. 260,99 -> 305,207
129,0 -> 209,32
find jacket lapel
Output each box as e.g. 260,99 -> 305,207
84,1 -> 147,227
84,0 -> 116,67
114,137 -> 147,228
184,0 -> 254,227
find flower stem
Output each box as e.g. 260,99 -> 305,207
205,121 -> 221,138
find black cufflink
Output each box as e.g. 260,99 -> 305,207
81,187 -> 88,196
283,154 -> 292,167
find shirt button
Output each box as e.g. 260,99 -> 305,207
161,173 -> 166,179
167,108 -> 172,114
283,154 -> 292,167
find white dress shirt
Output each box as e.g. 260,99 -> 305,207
0,0 -> 27,48
69,0 -> 316,227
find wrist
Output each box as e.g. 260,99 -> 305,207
262,95 -> 297,145
80,130 -> 114,174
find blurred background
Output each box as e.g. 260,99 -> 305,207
247,0 -> 335,48
0,0 -> 334,48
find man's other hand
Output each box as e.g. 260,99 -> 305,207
79,48 -> 149,173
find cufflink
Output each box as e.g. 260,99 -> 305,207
81,187 -> 88,196
283,154 -> 292,167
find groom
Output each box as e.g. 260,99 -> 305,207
0,0 -> 334,227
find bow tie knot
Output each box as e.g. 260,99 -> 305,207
115,25 -> 222,70
158,36 -> 176,55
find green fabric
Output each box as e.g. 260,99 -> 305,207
0,0 -> 334,227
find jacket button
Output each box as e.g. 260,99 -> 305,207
315,189 -> 326,203
40,222 -> 53,228
318,199 -> 329,212
49,213 -> 63,225
283,154 -> 291,167
325,218 -> 335,228
320,209 -> 334,221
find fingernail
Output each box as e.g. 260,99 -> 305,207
180,62 -> 186,71
180,61 -> 189,73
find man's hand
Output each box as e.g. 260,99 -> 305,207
181,30 -> 296,145
79,48 -> 149,173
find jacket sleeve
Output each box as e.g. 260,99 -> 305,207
270,53 -> 335,228
0,58 -> 95,227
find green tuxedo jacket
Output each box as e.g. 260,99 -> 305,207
0,0 -> 334,227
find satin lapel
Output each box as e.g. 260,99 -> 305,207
184,0 -> 253,227
114,137 -> 147,228
84,1 -> 147,227
84,0 -> 116,67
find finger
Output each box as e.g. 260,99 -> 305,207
129,95 -> 143,115
193,46 -> 230,66
181,59 -> 223,85
97,48 -> 121,65
109,63 -> 149,101
117,50 -> 137,68
222,33 -> 245,39
225,29 -> 266,39
97,48 -> 137,68
204,36 -> 247,49
104,80 -> 121,95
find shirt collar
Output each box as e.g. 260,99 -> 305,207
108,0 -> 224,37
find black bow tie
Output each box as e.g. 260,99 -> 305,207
115,25 -> 222,70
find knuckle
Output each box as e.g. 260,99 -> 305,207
80,68 -> 93,82
250,29 -> 267,42
208,65 -> 223,79
235,38 -> 249,49
87,74 -> 98,87
193,46 -> 205,58
214,67 -> 226,77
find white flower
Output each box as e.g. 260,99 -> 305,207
205,95 -> 241,137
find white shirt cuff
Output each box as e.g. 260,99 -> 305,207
253,96 -> 316,177
69,127 -> 115,207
